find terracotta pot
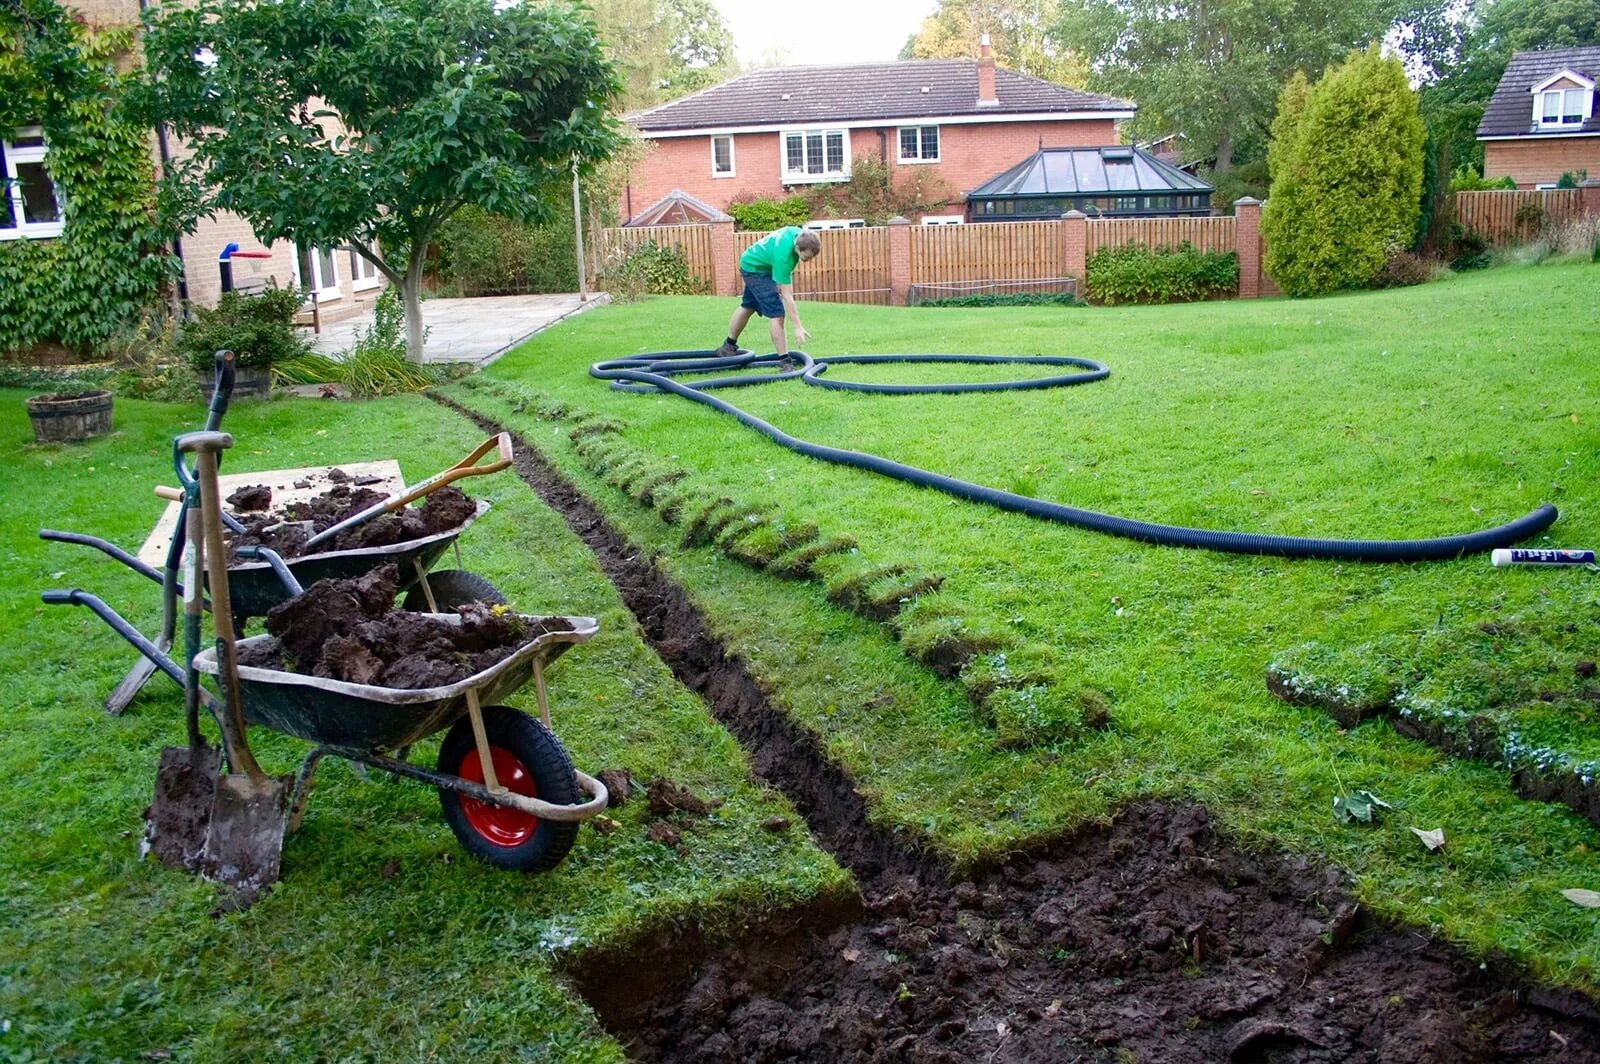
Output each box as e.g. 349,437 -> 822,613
26,389 -> 114,443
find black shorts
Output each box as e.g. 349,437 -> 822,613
739,270 -> 785,318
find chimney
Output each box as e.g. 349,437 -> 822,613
977,32 -> 997,107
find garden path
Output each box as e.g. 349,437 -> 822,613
312,293 -> 607,365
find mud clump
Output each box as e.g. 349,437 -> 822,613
596,768 -> 636,808
238,563 -> 571,688
227,485 -> 477,561
227,484 -> 272,512
647,777 -> 720,816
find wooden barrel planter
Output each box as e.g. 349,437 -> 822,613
197,362 -> 272,400
25,390 -> 114,443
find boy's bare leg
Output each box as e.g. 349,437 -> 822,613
726,306 -> 755,344
769,315 -> 788,356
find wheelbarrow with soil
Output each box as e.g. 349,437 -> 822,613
39,353 -> 518,712
43,428 -> 608,896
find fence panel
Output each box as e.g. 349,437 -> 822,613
1087,216 -> 1237,254
592,224 -> 716,287
1454,189 -> 1584,245
909,221 -> 1065,289
734,227 -> 891,304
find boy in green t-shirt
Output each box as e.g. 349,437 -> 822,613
714,226 -> 821,357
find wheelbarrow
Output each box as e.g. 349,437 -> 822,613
44,429 -> 607,893
40,352 -> 515,713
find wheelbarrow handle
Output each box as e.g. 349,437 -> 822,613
301,433 -> 514,551
40,588 -> 188,689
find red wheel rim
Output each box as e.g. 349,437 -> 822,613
458,746 -> 539,847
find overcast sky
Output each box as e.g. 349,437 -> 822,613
714,0 -> 941,67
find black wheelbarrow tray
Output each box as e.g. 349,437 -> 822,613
193,612 -> 610,872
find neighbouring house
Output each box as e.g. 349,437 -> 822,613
1479,45 -> 1600,188
964,145 -> 1212,221
622,189 -> 733,227
3,0 -> 383,336
620,38 -> 1136,225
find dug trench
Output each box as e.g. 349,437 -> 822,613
438,397 -> 1600,1062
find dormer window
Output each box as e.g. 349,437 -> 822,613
1531,70 -> 1595,129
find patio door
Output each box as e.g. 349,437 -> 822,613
348,247 -> 381,291
295,245 -> 341,302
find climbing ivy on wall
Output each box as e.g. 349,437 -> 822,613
0,0 -> 178,356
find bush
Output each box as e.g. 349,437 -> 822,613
1449,167 -> 1516,192
272,288 -> 439,397
434,204 -> 578,295
1555,170 -> 1588,190
1085,243 -> 1238,305
916,291 -> 1082,308
1371,251 -> 1437,289
176,287 -> 311,370
595,240 -> 708,300
1263,46 -> 1426,297
1447,223 -> 1493,271
727,195 -> 811,231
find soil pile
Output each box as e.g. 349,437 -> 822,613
236,563 -> 570,688
226,483 -> 477,560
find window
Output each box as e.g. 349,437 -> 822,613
1113,196 -> 1140,213
921,215 -> 964,226
296,245 -> 341,301
781,129 -> 849,182
1,127 -> 65,240
897,125 -> 939,164
348,247 -> 381,291
804,218 -> 864,230
711,135 -> 735,177
1532,72 -> 1595,129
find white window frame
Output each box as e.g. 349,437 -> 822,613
710,135 -> 736,178
1531,70 -> 1595,129
780,127 -> 850,184
897,125 -> 940,165
1,126 -> 65,241
294,245 -> 342,302
348,246 -> 382,291
804,218 -> 864,231
921,215 -> 964,226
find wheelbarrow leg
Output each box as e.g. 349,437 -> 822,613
106,649 -> 164,716
289,746 -> 333,833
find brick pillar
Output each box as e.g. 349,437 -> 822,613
709,217 -> 739,297
1581,180 -> 1600,220
888,215 -> 911,306
1062,210 -> 1087,287
1234,197 -> 1262,300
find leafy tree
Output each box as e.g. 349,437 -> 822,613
899,0 -> 1089,88
140,0 -> 619,362
1055,0 -> 1406,178
1266,70 -> 1310,184
1263,46 -> 1426,296
590,0 -> 737,110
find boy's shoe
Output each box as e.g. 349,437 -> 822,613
713,340 -> 740,358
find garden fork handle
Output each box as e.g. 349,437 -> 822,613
301,433 -> 514,550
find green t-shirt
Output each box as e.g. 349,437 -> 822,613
739,226 -> 803,284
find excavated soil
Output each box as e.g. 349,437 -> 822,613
437,399 -> 1600,1062
236,563 -> 568,688
225,481 -> 476,561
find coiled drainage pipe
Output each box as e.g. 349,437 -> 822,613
590,349 -> 1557,563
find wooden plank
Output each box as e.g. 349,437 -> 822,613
908,221 -> 1066,295
1086,216 -> 1236,254
1453,189 -> 1584,246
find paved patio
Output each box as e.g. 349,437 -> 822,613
312,293 -> 606,365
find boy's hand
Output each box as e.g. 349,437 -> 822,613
795,325 -> 812,345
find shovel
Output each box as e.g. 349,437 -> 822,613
145,430 -> 291,900
299,432 -> 513,551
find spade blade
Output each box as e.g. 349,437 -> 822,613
199,773 -> 291,902
143,744 -> 220,871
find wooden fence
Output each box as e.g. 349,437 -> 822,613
911,220 -> 1065,286
1087,216 -> 1238,254
738,226 -> 892,305
591,223 -> 716,286
1453,189 -> 1586,245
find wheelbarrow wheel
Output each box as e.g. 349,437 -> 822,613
437,705 -> 581,873
402,570 -> 507,612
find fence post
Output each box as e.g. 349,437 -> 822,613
1234,197 -> 1262,300
1062,210 -> 1087,284
1582,180 -> 1600,220
709,218 -> 739,297
888,216 -> 911,306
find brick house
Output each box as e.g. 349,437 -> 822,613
1479,46 -> 1600,188
620,40 -> 1134,225
2,0 -> 382,322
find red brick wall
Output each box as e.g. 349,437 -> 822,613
1484,137 -> 1600,188
622,118 -> 1118,221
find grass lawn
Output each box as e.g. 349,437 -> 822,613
0,394 -> 846,1060
446,259 -> 1600,987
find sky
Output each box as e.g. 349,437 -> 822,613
713,0 -> 941,67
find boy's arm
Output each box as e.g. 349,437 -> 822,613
777,284 -> 810,344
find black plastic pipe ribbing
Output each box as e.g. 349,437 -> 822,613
589,349 -> 1558,563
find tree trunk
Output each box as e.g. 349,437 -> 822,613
403,252 -> 427,364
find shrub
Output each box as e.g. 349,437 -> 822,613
727,195 -> 811,231
1371,251 -> 1437,289
176,287 -> 312,370
916,291 -> 1082,308
272,288 -> 439,397
1448,167 -> 1516,192
595,240 -> 708,300
1447,224 -> 1493,271
434,203 -> 578,295
1263,46 -> 1426,297
1555,170 -> 1588,190
1085,242 -> 1238,305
